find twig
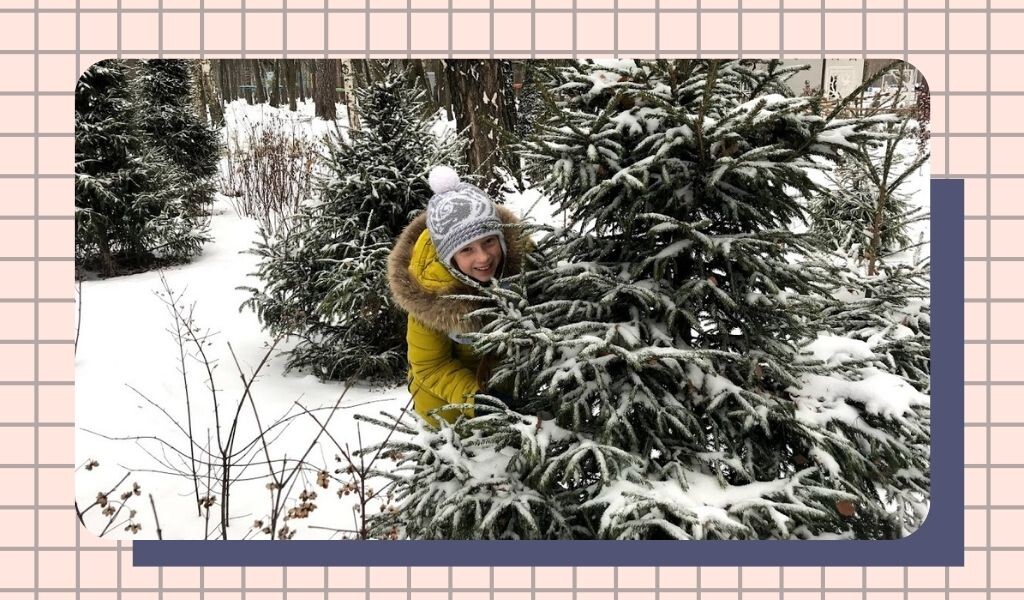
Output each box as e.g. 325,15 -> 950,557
275,384 -> 352,521
204,430 -> 213,540
157,274 -> 203,515
99,491 -> 134,537
76,471 -> 131,523
74,279 -> 83,354
225,338 -> 281,479
339,396 -> 399,410
148,494 -> 164,540
307,395 -> 412,539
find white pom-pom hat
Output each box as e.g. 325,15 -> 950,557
428,165 -> 462,196
425,166 -> 506,269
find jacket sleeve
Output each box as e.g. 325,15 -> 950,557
407,315 -> 479,409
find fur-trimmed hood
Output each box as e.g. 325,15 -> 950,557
388,205 -> 528,334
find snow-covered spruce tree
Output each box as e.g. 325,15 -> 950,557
811,112 -> 931,393
370,60 -> 930,540
243,67 -> 463,384
76,60 -> 209,277
132,59 -> 221,213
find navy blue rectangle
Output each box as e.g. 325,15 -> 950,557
134,179 -> 964,567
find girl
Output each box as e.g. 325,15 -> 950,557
387,167 -> 527,425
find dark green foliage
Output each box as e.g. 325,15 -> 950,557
513,63 -> 545,142
371,60 -> 930,540
810,115 -> 928,268
75,60 -> 210,277
243,68 -> 462,384
365,401 -> 587,539
811,113 -> 932,393
133,59 -> 221,211
820,258 -> 931,393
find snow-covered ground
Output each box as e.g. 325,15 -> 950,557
75,191 -> 397,540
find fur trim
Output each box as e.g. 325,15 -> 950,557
388,205 -> 528,335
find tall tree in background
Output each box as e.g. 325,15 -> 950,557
443,60 -> 518,194
811,110 -> 931,394
191,60 -> 224,126
297,60 -> 307,103
251,60 -> 266,104
224,61 -> 243,104
285,59 -> 298,111
313,59 -> 338,121
343,60 -> 361,131
76,60 -> 209,277
371,60 -> 930,541
269,60 -> 282,108
134,59 -> 221,212
243,66 -> 462,383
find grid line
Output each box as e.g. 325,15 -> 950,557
73,5 -> 81,598
33,0 -> 40,598
6,6 -> 1024,11
985,1 -> 994,599
4,48 -> 1023,54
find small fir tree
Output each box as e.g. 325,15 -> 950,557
243,67 -> 463,384
133,59 -> 221,212
76,60 -> 209,277
369,60 -> 930,540
811,112 -> 931,394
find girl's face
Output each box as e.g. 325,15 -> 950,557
453,235 -> 503,283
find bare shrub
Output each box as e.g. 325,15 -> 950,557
220,112 -> 321,237
80,274 -> 349,540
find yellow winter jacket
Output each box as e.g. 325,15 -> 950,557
387,206 -> 527,426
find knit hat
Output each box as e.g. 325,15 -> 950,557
425,166 -> 506,268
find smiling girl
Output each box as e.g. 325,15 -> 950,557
387,166 -> 527,425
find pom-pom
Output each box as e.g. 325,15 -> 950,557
428,166 -> 461,195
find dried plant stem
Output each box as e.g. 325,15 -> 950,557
74,280 -> 82,355
306,396 -> 411,539
148,494 -> 164,541
221,112 -> 319,236
157,275 -> 203,515
76,471 -> 130,521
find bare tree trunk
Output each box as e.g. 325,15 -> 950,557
342,60 -> 360,131
350,59 -> 372,90
234,61 -> 244,104
252,60 -> 265,104
210,60 -> 226,113
865,188 -> 889,278
206,64 -> 224,125
192,59 -> 224,126
444,60 -> 513,194
297,60 -> 307,103
187,60 -> 205,119
236,62 -> 247,103
411,59 -> 439,116
269,60 -> 282,108
435,59 -> 453,121
97,230 -> 115,278
285,59 -> 298,111
215,59 -> 227,103
313,59 -> 337,121
222,61 -> 233,103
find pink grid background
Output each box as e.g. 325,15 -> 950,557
0,0 -> 1018,597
